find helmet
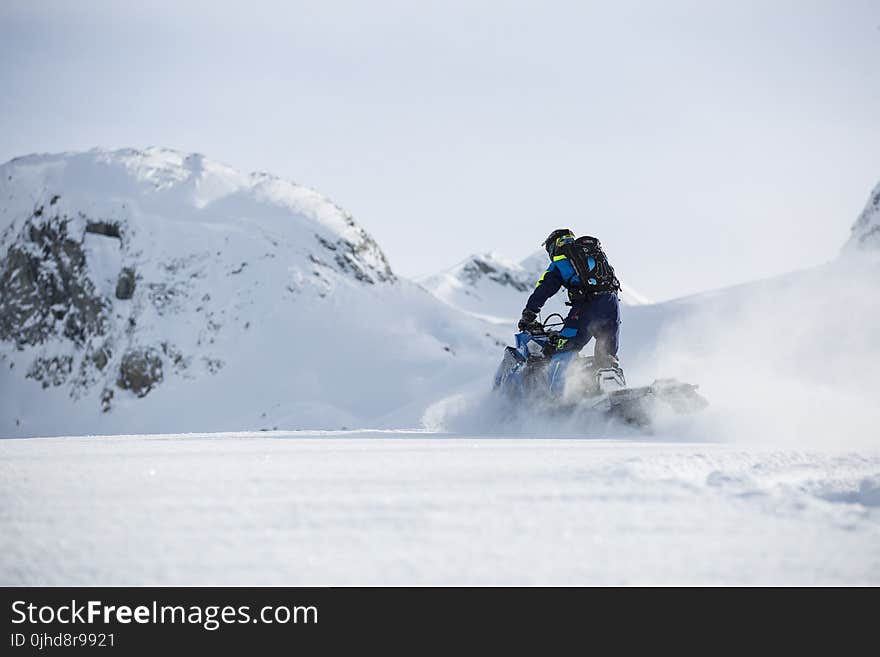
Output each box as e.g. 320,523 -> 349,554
543,229 -> 575,259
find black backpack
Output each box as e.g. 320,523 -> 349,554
560,236 -> 621,295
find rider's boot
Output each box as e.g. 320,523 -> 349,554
595,354 -> 626,393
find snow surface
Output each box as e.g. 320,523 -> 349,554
2,432 -> 878,585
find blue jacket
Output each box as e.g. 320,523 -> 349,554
525,255 -> 581,313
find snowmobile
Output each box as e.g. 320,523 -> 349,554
493,314 -> 707,427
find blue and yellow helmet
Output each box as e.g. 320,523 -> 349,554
543,229 -> 575,259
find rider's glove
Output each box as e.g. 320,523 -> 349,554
518,308 -> 538,332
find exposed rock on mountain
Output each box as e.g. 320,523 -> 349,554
844,180 -> 880,253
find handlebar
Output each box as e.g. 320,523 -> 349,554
542,313 -> 565,330
522,312 -> 564,337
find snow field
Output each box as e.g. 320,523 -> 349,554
2,432 -> 878,585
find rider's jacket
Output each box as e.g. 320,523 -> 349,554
524,255 -> 581,313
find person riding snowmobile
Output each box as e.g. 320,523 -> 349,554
517,229 -> 625,393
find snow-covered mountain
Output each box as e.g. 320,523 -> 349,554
417,252 -> 560,323
0,148 -> 500,437
844,180 -> 880,253
418,249 -> 650,324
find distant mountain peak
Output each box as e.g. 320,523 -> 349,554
455,252 -> 532,292
419,248 -> 651,323
844,180 -> 880,253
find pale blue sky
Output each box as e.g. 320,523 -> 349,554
2,0 -> 878,299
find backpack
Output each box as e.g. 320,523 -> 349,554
560,236 -> 621,295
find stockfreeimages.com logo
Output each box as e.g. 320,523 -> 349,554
11,600 -> 318,631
